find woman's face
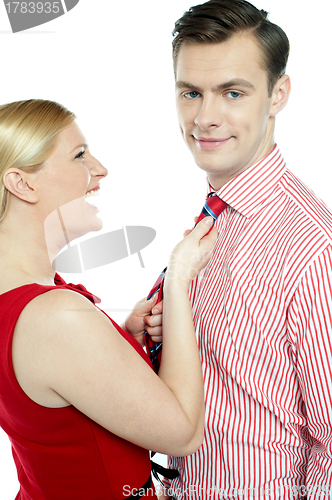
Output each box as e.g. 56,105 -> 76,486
41,122 -> 108,251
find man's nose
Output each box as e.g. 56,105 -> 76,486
194,95 -> 223,130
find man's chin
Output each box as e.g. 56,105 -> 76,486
195,158 -> 226,176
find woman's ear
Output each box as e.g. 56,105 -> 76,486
269,74 -> 291,117
3,168 -> 38,203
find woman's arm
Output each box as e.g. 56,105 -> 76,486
12,218 -> 217,456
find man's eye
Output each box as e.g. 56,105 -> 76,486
184,91 -> 200,99
225,91 -> 242,99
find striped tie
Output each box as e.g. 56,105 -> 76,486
145,193 -> 227,371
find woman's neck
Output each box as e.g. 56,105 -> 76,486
0,212 -> 57,286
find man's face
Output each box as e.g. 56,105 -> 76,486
175,34 -> 278,189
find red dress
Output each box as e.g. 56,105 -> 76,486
0,274 -> 157,500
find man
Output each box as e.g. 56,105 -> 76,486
157,0 -> 332,498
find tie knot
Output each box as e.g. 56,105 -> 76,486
196,193 -> 227,225
206,193 -> 227,218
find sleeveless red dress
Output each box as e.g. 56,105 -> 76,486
0,274 -> 157,500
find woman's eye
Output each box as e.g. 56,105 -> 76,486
184,91 -> 200,99
75,149 -> 85,159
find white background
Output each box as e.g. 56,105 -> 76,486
0,0 -> 331,497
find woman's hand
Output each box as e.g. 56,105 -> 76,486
165,217 -> 218,291
183,216 -> 198,238
122,296 -> 163,346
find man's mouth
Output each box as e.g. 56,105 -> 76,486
194,136 -> 233,150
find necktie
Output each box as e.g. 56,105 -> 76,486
145,193 -> 227,372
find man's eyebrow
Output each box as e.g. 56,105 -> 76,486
176,78 -> 255,92
176,81 -> 203,92
213,78 -> 255,92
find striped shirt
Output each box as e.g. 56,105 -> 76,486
165,146 -> 332,499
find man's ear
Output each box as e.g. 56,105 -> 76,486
3,168 -> 39,204
269,74 -> 291,117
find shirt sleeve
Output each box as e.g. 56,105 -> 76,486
287,245 -> 332,496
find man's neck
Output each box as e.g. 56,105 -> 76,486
208,141 -> 276,191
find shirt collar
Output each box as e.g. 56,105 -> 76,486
208,145 -> 286,219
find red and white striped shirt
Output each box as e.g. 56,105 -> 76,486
165,146 -> 332,499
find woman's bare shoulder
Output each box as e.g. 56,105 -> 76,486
18,287 -> 101,333
12,288 -> 114,408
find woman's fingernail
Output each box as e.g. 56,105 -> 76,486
204,217 -> 213,226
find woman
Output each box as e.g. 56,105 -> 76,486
0,99 -> 217,500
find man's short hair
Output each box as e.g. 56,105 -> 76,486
172,0 -> 290,96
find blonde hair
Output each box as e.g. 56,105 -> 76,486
0,99 -> 76,222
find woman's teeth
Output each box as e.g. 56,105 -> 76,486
85,189 -> 99,198
85,189 -> 99,208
